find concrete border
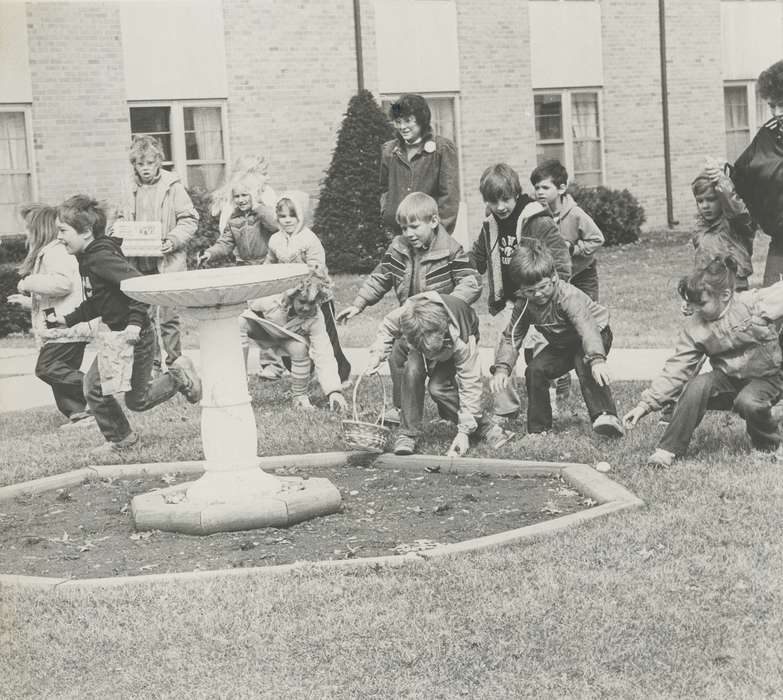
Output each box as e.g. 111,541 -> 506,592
0,452 -> 643,591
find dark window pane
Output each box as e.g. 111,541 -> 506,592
535,94 -> 562,141
129,106 -> 170,134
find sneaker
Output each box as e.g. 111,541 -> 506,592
89,431 -> 139,461
393,435 -> 416,456
60,414 -> 96,430
484,424 -> 516,449
647,448 -> 675,469
170,355 -> 202,404
549,386 -> 560,421
592,413 -> 625,438
383,407 -> 401,426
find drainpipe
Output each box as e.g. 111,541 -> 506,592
353,0 -> 365,92
658,0 -> 677,227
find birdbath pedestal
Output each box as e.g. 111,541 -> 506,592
121,264 -> 342,535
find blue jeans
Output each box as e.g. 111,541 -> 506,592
84,324 -> 179,443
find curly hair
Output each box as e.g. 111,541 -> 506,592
282,264 -> 333,307
677,255 -> 738,303
390,94 -> 432,138
758,60 -> 783,104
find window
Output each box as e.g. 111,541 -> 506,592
534,90 -> 603,187
381,94 -> 460,148
129,101 -> 227,190
0,107 -> 34,236
724,82 -> 771,162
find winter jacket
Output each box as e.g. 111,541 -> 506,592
369,292 -> 483,434
266,191 -> 325,266
206,204 -> 278,264
64,236 -> 149,332
352,225 -> 481,311
380,133 -> 460,234
493,279 -> 610,374
555,194 -> 604,278
246,293 -> 341,397
638,282 -> 783,411
22,240 -> 93,346
691,171 -> 755,283
128,168 -> 199,275
470,198 -> 571,315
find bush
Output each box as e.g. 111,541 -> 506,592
314,90 -> 395,273
0,263 -> 31,337
185,187 -> 227,268
570,185 -> 646,246
0,235 -> 28,264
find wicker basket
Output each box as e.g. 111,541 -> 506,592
342,370 -> 390,453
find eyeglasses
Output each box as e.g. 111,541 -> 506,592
518,279 -> 555,297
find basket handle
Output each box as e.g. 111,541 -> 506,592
352,367 -> 387,425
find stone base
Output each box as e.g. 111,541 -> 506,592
131,473 -> 342,535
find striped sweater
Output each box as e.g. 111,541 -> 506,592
352,225 -> 481,310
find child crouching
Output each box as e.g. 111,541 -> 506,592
624,256 -> 783,468
366,292 -> 514,457
240,267 -> 347,411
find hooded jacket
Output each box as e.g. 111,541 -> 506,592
691,169 -> 755,283
265,191 -> 326,266
638,281 -> 783,412
380,133 -> 460,233
206,203 -> 279,264
555,194 -> 604,278
352,225 -> 481,311
64,236 -> 148,332
129,168 -> 199,275
470,198 -> 571,315
369,291 -> 483,434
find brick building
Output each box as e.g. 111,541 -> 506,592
1,0 -> 781,241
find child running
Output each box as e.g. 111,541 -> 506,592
624,256 -> 783,468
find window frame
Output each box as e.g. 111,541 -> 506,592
533,87 -> 605,187
128,99 -> 229,190
0,104 -> 37,236
723,80 -> 771,161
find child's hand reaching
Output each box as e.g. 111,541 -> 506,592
447,432 -> 470,458
623,404 -> 648,429
328,392 -> 347,412
591,361 -> 611,387
197,251 -> 211,268
703,156 -> 725,185
365,354 -> 383,375
6,294 -> 32,310
489,368 -> 510,394
336,306 -> 361,324
160,238 -> 174,255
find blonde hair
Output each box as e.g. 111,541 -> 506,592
396,192 -> 438,227
18,203 -> 59,276
399,296 -> 450,356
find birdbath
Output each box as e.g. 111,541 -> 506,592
120,264 -> 342,535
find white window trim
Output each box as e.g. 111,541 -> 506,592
128,99 -> 230,189
724,79 -> 770,130
0,103 -> 37,203
534,87 -> 605,187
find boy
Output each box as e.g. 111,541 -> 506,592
531,159 -> 604,301
380,94 -> 460,235
490,242 -> 624,439
126,135 -> 198,369
198,180 -> 278,267
52,195 -> 202,460
690,157 -> 755,290
336,192 -> 481,439
367,292 -> 514,456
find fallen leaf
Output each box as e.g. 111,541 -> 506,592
160,473 -> 177,485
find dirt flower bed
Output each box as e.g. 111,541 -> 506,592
0,462 -> 594,579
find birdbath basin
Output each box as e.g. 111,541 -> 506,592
120,264 -> 343,535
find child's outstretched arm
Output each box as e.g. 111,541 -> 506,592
337,246 -> 397,322
365,306 -> 404,372
306,311 -> 345,410
490,298 -> 530,393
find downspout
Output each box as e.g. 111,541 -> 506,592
353,0 -> 365,92
658,0 -> 677,226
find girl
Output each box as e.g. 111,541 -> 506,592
240,267 -> 347,411
7,204 -> 94,427
624,256 -> 783,467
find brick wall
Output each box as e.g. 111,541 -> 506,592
455,0 -> 536,240
222,0 -> 360,222
26,2 -> 130,206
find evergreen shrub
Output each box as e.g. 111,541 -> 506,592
185,187 -> 228,268
0,236 -> 28,264
314,90 -> 395,273
570,185 -> 646,246
0,263 -> 31,337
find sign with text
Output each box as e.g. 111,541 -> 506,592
112,221 -> 163,257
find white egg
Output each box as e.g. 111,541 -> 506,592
595,461 -> 611,473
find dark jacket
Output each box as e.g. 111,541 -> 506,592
64,237 -> 148,331
206,204 -> 278,264
380,134 -> 460,233
470,198 -> 571,315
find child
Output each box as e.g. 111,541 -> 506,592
210,154 -> 278,234
126,135 -> 199,369
531,159 -> 604,301
51,195 -> 202,459
490,241 -> 624,439
198,181 -> 278,267
336,192 -> 481,431
690,158 -> 755,291
7,204 -> 94,428
366,292 -> 514,456
624,256 -> 783,468
240,267 -> 347,411
263,191 -> 350,383
380,94 -> 460,235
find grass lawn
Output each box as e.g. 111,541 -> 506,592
2,377 -> 783,697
